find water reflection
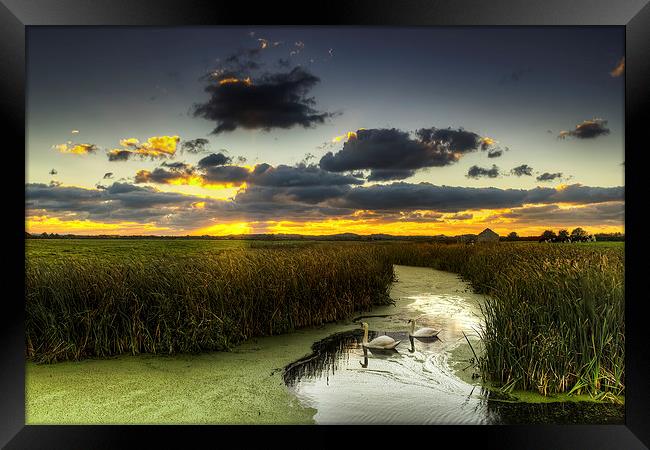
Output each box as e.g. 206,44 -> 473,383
284,329 -> 411,386
283,326 -> 623,424
283,330 -> 362,388
283,266 -> 623,424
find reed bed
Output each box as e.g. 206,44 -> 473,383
26,244 -> 394,363
26,240 -> 624,398
379,242 -> 625,398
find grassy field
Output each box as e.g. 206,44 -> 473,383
26,239 -> 624,399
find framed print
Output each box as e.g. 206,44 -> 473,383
2,0 -> 649,448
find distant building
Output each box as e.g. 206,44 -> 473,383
477,228 -> 500,243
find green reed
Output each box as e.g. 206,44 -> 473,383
26,244 -> 394,363
26,240 -> 624,399
378,242 -> 624,398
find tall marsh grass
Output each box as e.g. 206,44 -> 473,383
26,240 -> 624,398
26,245 -> 394,363
381,242 -> 625,398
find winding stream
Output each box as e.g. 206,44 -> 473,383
283,265 -> 624,425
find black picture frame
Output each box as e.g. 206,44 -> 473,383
2,1 -> 648,448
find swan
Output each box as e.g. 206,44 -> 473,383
360,322 -> 401,350
408,319 -> 440,338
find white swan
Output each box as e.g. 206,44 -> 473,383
360,322 -> 401,350
408,319 -> 440,338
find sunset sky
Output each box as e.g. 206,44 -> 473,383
26,27 -> 624,236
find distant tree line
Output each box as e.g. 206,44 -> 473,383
25,230 -> 625,242
537,228 -> 595,243
502,229 -> 624,243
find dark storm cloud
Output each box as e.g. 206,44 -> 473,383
467,165 -> 500,179
333,183 -> 623,213
558,119 -> 610,139
161,161 -> 191,170
511,164 -> 533,177
251,163 -> 364,187
536,172 -> 563,182
497,202 -> 624,226
134,168 -> 186,184
337,183 -> 525,212
134,159 -> 364,191
197,152 -> 232,168
26,182 -> 198,219
366,169 -> 417,181
235,184 -> 353,205
103,172 -> 113,179
203,165 -> 251,184
487,149 -> 503,158
181,138 -> 210,154
26,180 -> 624,230
416,127 -> 485,153
320,127 -> 492,181
193,66 -> 334,134
527,184 -> 623,204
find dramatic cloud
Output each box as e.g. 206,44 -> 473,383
26,180 -> 624,232
236,184 -> 353,205
467,165 -> 500,179
26,182 -> 231,227
496,202 -> 624,226
52,142 -> 98,155
558,119 -> 610,140
511,164 -> 533,177
181,138 -> 210,154
610,57 -> 625,77
197,152 -> 232,168
134,158 -> 364,192
107,136 -> 180,161
202,166 -> 251,185
536,172 -> 563,182
135,168 -> 190,184
134,162 -> 249,188
193,66 -> 334,134
320,127 -> 495,181
334,182 -> 623,213
366,169 -> 416,181
251,163 -> 364,187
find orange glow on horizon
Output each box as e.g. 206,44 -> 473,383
189,221 -> 254,236
26,216 -> 171,235
27,213 -> 624,238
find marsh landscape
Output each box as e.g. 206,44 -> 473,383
26,239 -> 624,424
25,26 -> 624,425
